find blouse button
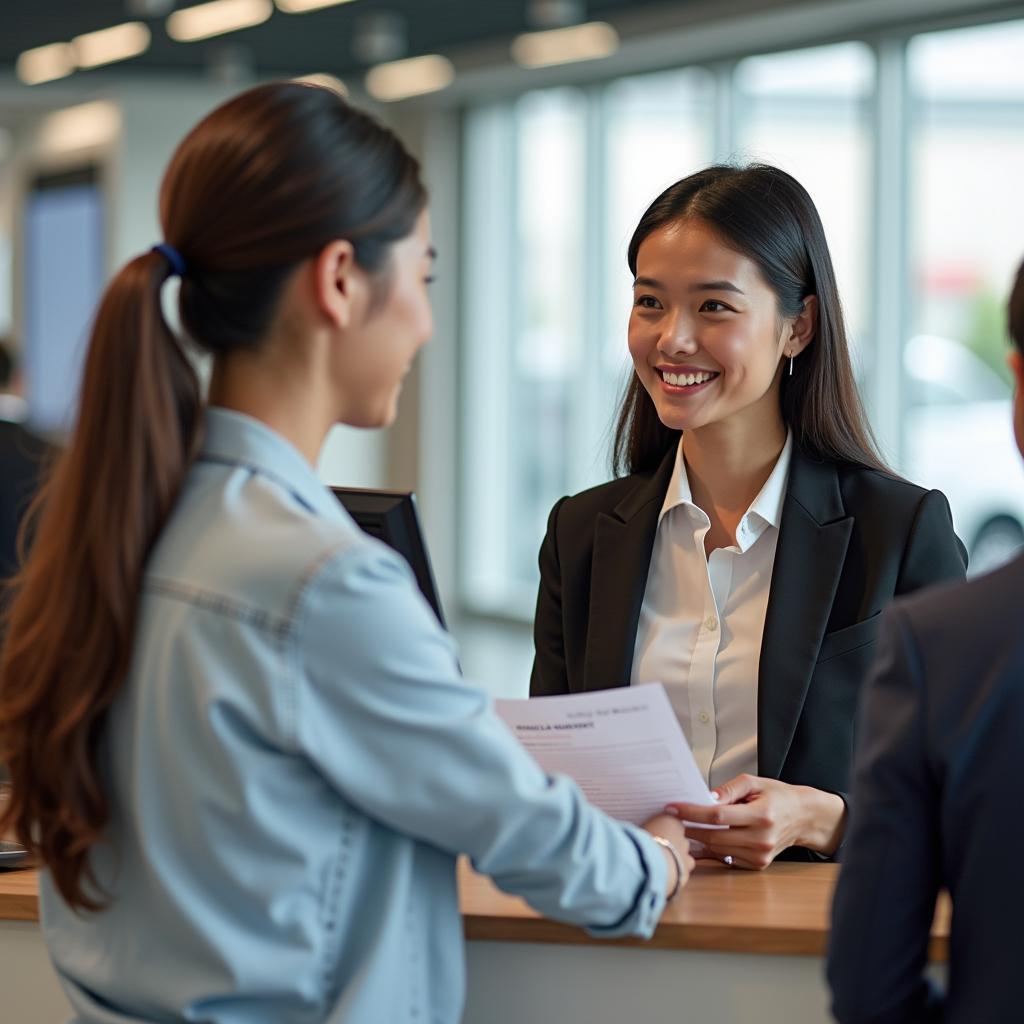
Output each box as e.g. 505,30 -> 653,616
704,615 -> 718,632
698,711 -> 711,724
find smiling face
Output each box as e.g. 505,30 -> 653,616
628,217 -> 811,438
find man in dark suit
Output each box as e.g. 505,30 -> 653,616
828,263 -> 1024,1024
0,339 -> 51,588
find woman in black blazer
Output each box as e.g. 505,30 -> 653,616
531,165 -> 966,866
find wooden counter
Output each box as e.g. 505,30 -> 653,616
459,859 -> 951,960
0,860 -> 950,959
0,866 -> 39,922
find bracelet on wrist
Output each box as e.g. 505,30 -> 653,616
651,835 -> 684,903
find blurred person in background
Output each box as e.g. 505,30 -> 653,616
0,338 -> 51,590
532,165 -> 967,868
828,257 -> 1024,1023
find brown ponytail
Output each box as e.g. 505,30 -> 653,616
0,252 -> 200,909
0,82 -> 425,910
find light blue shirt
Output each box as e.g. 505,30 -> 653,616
40,408 -> 666,1024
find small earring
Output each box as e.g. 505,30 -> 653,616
788,354 -> 794,377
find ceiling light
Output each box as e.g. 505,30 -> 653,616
365,54 -> 454,102
294,73 -> 348,95
38,101 -> 121,156
276,0 -> 358,12
167,0 -> 273,43
16,42 -> 75,85
511,21 -> 619,69
73,22 -> 151,69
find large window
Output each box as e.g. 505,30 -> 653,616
23,168 -> 105,435
733,43 -> 875,356
462,72 -> 714,615
461,88 -> 587,615
904,20 -> 1024,572
602,69 -> 715,373
460,13 -> 1024,629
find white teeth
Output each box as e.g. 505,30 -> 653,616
663,370 -> 714,387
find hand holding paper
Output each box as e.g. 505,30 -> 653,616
668,773 -> 847,869
495,682 -> 718,826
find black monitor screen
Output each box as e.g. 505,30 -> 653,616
331,488 -> 445,629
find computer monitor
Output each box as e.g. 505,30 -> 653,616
331,488 -> 446,629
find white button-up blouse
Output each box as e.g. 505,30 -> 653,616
631,433 -> 792,790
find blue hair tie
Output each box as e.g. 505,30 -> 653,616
152,243 -> 187,278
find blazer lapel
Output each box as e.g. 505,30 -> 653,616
582,448 -> 676,692
757,450 -> 853,779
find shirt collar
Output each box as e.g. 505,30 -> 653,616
199,407 -> 347,524
747,431 -> 792,532
659,431 -> 792,551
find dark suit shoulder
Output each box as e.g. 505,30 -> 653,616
554,468 -> 662,527
893,550 -> 1024,646
833,459 -> 965,588
831,461 -> 936,518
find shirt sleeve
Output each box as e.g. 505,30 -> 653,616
826,605 -> 943,1023
291,539 -> 667,938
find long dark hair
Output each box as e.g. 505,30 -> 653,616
613,163 -> 888,476
0,82 -> 426,911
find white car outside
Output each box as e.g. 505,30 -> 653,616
902,334 -> 1024,575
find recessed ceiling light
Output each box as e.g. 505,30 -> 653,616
73,22 -> 152,69
365,54 -> 454,102
511,21 -> 619,69
16,42 -> 75,85
167,0 -> 273,43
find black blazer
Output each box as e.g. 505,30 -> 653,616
828,553 -> 1024,1024
531,444 -> 967,812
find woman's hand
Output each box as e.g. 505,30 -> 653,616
667,775 -> 846,870
641,812 -> 696,898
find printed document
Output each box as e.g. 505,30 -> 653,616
495,683 -> 717,825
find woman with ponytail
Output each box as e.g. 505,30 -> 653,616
0,83 -> 690,1023
531,164 -> 968,868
